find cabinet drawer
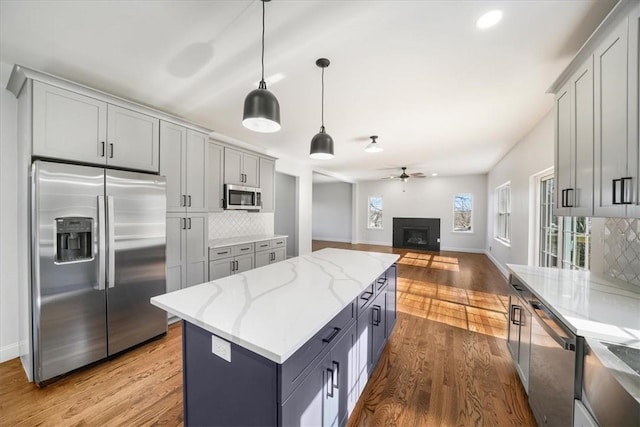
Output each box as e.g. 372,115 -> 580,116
255,241 -> 271,252
375,271 -> 388,294
271,238 -> 286,248
358,284 -> 375,314
232,243 -> 254,256
279,300 -> 355,402
209,247 -> 232,260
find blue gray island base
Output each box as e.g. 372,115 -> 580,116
182,264 -> 397,427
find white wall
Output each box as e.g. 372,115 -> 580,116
275,172 -> 298,258
272,156 -> 313,256
486,109 -> 554,275
355,174 -> 488,252
0,61 -> 20,362
312,182 -> 352,242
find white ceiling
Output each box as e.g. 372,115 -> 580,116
0,0 -> 617,181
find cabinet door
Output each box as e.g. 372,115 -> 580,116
186,130 -> 208,212
272,247 -> 286,263
554,83 -> 572,217
594,19 -> 629,217
506,296 -> 520,361
255,250 -> 271,268
259,157 -> 275,212
356,310 -> 370,398
281,353 -> 328,427
629,5 -> 640,218
370,291 -> 387,371
107,104 -> 160,172
166,213 -> 186,292
186,213 -> 208,286
224,147 -> 243,185
235,253 -> 254,274
160,121 -> 187,212
32,81 -> 107,165
328,322 -> 357,426
243,152 -> 260,187
385,265 -> 397,338
207,142 -> 224,212
518,304 -> 532,393
571,57 -> 594,217
209,258 -> 233,280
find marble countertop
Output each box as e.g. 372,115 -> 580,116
209,234 -> 288,249
507,264 -> 640,347
507,264 -> 640,403
152,248 -> 399,363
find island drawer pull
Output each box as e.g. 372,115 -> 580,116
322,327 -> 341,344
326,367 -> 335,398
372,305 -> 382,326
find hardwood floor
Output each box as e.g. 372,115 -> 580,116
0,242 -> 536,426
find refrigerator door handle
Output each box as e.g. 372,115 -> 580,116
107,195 -> 116,288
97,195 -> 106,291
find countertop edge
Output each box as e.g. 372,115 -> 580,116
209,234 -> 288,249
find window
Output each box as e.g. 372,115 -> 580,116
453,193 -> 473,232
368,196 -> 383,229
562,217 -> 591,270
535,174 -> 591,270
539,175 -> 559,267
495,182 -> 511,244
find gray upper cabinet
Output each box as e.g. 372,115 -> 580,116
554,57 -> 594,217
259,157 -> 275,212
160,121 -> 208,213
32,80 -> 160,173
32,81 -> 107,166
224,147 -> 259,187
106,104 -> 159,172
630,5 -> 640,218
207,142 -> 224,212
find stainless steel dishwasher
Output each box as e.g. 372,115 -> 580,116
528,297 -> 583,426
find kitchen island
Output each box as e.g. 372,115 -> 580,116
151,248 -> 399,426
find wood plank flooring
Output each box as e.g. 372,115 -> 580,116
0,242 -> 536,426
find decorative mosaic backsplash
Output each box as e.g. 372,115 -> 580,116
603,218 -> 640,286
208,211 -> 274,239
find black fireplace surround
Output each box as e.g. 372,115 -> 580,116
393,218 -> 440,251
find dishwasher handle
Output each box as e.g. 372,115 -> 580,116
530,301 -> 576,351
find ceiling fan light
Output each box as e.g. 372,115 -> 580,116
310,129 -> 334,160
242,85 -> 281,133
365,142 -> 383,153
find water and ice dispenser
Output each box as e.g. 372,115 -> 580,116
55,217 -> 93,263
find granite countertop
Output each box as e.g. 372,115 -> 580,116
507,264 -> 640,403
151,248 -> 399,363
209,234 -> 288,249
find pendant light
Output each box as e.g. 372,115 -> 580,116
242,0 -> 281,133
309,58 -> 334,160
365,135 -> 383,153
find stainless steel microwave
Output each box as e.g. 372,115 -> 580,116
224,184 -> 262,210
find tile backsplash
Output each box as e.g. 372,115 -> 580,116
603,218 -> 640,286
208,211 -> 274,240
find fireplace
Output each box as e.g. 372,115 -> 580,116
393,218 -> 440,251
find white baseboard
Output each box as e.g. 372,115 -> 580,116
484,250 -> 509,278
0,341 -> 19,363
440,246 -> 486,254
354,240 -> 392,247
312,237 -> 353,243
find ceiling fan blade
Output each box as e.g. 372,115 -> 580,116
410,172 -> 426,178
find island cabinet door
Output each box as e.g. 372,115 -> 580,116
280,352 -> 330,427
385,265 -> 397,338
370,291 -> 387,371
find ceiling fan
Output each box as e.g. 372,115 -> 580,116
381,167 -> 426,182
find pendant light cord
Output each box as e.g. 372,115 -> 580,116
320,67 -> 325,131
259,0 -> 266,89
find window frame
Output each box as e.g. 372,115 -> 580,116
495,182 -> 511,245
452,193 -> 473,233
367,195 -> 383,230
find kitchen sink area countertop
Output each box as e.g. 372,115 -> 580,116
507,264 -> 640,403
209,234 -> 288,248
152,248 -> 399,363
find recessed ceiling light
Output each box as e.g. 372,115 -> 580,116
431,173 -> 438,177
476,10 -> 502,29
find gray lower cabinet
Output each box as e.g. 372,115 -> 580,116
507,277 -> 532,393
208,244 -> 254,280
181,263 -> 398,427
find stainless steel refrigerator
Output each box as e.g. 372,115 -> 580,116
31,160 -> 167,383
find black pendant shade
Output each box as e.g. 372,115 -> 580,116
242,0 -> 281,133
309,58 -> 334,160
309,126 -> 334,160
243,80 -> 281,133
